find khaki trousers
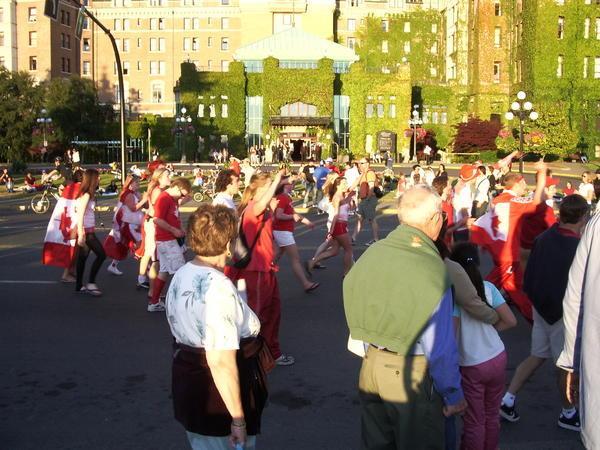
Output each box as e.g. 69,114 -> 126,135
359,346 -> 444,450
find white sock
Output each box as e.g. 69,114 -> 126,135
502,392 -> 516,407
562,407 -> 577,419
111,260 -> 118,267
138,275 -> 147,284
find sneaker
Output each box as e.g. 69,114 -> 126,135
500,403 -> 520,423
137,281 -> 150,290
558,411 -> 581,432
365,240 -> 378,247
107,264 -> 123,276
275,354 -> 295,366
147,302 -> 165,313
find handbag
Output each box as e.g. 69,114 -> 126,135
232,207 -> 267,269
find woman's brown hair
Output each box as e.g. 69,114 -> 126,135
187,204 -> 237,257
77,169 -> 99,198
147,167 -> 169,194
327,177 -> 345,201
238,172 -> 272,214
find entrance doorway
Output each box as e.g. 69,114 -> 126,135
291,139 -> 306,161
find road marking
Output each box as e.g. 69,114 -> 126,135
0,280 -> 58,284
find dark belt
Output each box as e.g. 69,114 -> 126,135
370,344 -> 424,357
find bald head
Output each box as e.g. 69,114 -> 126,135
397,186 -> 443,240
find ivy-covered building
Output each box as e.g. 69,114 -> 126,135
176,27 -> 413,160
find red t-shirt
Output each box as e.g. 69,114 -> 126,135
272,193 -> 295,232
241,200 -> 274,272
154,191 -> 181,241
520,203 -> 557,250
491,190 -> 538,262
563,187 -> 576,196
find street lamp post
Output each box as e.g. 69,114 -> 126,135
505,91 -> 539,174
175,107 -> 193,164
36,108 -> 52,162
408,105 -> 423,162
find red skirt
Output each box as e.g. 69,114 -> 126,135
331,221 -> 348,237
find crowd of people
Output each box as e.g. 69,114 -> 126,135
33,151 -> 600,449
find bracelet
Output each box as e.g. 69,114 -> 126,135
231,421 -> 246,428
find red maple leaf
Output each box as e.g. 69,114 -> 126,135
59,207 -> 73,242
491,213 -> 501,239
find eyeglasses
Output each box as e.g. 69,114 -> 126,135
358,161 -> 367,165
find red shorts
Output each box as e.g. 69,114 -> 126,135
331,221 -> 348,237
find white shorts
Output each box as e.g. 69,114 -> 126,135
531,307 -> 565,362
143,220 -> 157,260
156,240 -> 186,275
273,230 -> 295,248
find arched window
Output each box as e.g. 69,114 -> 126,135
280,102 -> 317,117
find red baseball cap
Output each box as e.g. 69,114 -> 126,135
546,177 -> 559,188
459,165 -> 478,182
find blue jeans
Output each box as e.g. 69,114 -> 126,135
303,182 -> 316,206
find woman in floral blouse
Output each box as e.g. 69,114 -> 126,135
166,204 -> 267,450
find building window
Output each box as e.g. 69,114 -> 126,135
280,102 -> 317,117
183,37 -> 191,51
208,37 -> 213,47
493,61 -> 501,83
198,103 -> 204,118
382,19 -> 389,32
221,37 -> 229,51
150,38 -> 157,51
150,60 -> 158,74
366,103 -> 374,118
347,37 -> 356,49
192,38 -> 199,51
151,82 -> 163,103
150,18 -> 157,30
123,18 -> 130,30
595,57 -> 600,78
123,61 -> 130,75
431,41 -> 437,54
114,19 -> 121,30
83,17 -> 89,30
137,61 -> 142,71
430,66 -> 438,77
376,104 -> 384,118
193,18 -> 200,29
61,57 -> 71,73
494,1 -> 501,16
207,60 -> 212,70
557,55 -> 564,78
221,0 -> 229,5
122,39 -> 129,52
83,38 -> 90,51
348,18 -> 356,32
404,41 -> 411,53
0,7 -> 3,22
246,96 -> 263,147
404,22 -> 410,33
0,32 -> 5,47
585,18 -> 591,39
389,103 -> 396,119
83,61 -> 91,75
381,40 -> 388,53
158,18 -> 165,30
221,17 -> 229,29
29,56 -> 37,71
243,60 -> 263,73
221,60 -> 229,71
494,27 -> 501,47
28,7 -> 37,22
29,31 -> 39,47
431,23 -> 438,33
184,18 -> 191,30
222,104 -> 228,118
558,16 -> 565,39
584,56 -> 589,78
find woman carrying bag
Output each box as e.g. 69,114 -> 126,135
166,204 -> 269,450
226,170 -> 296,367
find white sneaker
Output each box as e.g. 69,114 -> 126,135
147,302 -> 165,312
275,354 -> 295,366
107,264 -> 123,276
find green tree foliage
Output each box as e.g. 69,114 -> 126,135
0,68 -> 41,162
44,77 -> 113,147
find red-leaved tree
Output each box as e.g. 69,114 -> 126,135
452,118 -> 502,153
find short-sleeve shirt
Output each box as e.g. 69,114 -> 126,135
520,202 -> 557,250
154,191 -> 181,241
166,263 -> 260,350
212,192 -> 236,211
241,200 -> 274,272
453,281 -> 506,366
359,170 -> 376,199
273,193 -> 294,232
578,182 -> 594,204
313,166 -> 330,190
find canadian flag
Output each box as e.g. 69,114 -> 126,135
470,201 -> 510,262
103,191 -> 142,261
42,183 -> 79,267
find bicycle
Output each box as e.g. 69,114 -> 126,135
31,183 -> 61,214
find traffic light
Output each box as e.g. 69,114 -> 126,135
44,0 -> 59,21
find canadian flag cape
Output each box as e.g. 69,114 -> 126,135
103,190 -> 142,261
42,183 -> 79,268
470,201 -> 509,263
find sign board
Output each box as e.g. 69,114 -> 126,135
43,0 -> 59,21
377,130 -> 397,153
75,7 -> 86,40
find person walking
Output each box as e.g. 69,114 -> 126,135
558,203 -> 600,449
500,194 -> 589,431
344,186 -> 467,449
272,177 -> 319,292
351,158 -> 379,246
148,177 -> 191,312
226,170 -> 295,366
308,177 -> 355,277
166,204 -> 268,450
301,158 -> 317,209
74,169 -> 106,296
450,243 -> 517,450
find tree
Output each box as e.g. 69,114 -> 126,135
44,77 -> 113,148
0,68 -> 42,162
452,118 -> 501,153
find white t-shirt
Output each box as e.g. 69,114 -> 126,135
474,175 -> 490,204
452,182 -> 473,230
165,263 -> 260,350
578,182 -> 594,204
453,281 -> 506,366
212,192 -> 235,210
345,167 -> 360,188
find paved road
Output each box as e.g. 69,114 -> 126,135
0,199 -> 583,449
